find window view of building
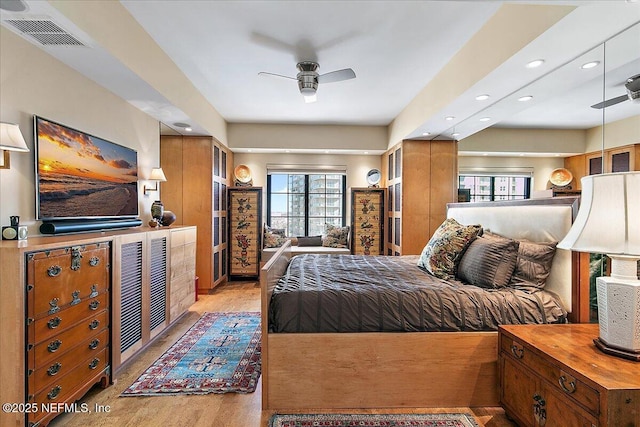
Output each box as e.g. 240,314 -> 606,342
458,175 -> 530,202
268,173 -> 345,236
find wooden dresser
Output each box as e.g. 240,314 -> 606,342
499,324 -> 640,427
228,187 -> 262,278
26,242 -> 111,427
0,226 -> 196,427
351,188 -> 385,255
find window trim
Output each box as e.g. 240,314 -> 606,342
458,174 -> 531,202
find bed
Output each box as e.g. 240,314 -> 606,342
260,197 -> 580,410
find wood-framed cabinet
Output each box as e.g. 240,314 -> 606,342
564,143 -> 640,190
351,188 -> 385,255
380,139 -> 458,256
161,135 -> 233,292
228,187 -> 262,278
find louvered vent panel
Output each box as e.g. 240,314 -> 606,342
5,19 -> 86,46
120,242 -> 143,353
149,237 -> 167,330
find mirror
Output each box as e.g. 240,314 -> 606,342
366,169 -> 381,187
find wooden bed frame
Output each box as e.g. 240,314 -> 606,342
260,197 -> 581,410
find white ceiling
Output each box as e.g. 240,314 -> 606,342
1,0 -> 639,150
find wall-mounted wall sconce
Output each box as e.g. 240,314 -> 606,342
143,167 -> 167,194
0,122 -> 30,170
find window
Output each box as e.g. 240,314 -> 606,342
267,173 -> 346,236
458,175 -> 531,202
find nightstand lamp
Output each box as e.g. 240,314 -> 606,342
558,172 -> 640,360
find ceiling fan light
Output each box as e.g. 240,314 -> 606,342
304,94 -> 317,103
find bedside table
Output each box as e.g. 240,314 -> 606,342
498,324 -> 640,427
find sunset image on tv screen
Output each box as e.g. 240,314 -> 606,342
36,117 -> 138,219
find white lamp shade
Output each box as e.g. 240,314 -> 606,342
0,123 -> 29,152
149,167 -> 167,182
558,172 -> 640,256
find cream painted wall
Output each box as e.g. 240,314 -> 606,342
459,127 -> 586,155
585,115 -> 640,153
458,155 -> 565,192
233,152 -> 381,226
228,123 -> 387,153
0,28 -> 161,236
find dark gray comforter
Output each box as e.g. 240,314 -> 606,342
269,254 -> 567,333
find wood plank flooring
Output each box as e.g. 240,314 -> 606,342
49,281 -> 515,427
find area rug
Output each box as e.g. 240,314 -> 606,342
121,312 -> 261,396
269,413 -> 479,427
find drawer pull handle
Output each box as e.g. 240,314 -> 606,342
70,290 -> 81,306
89,284 -> 99,298
47,385 -> 62,400
47,340 -> 62,353
71,246 -> 82,271
26,284 -> 34,292
89,300 -> 100,310
88,358 -> 100,370
559,375 -> 577,394
48,298 -> 60,315
89,256 -> 100,266
89,319 -> 100,330
47,362 -> 62,376
47,316 -> 62,329
510,344 -> 524,359
47,265 -> 62,277
89,338 -> 100,350
533,394 -> 547,426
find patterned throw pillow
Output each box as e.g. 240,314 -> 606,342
264,225 -> 287,248
417,218 -> 482,279
322,224 -> 350,248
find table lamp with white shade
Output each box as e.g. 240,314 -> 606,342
558,171 -> 640,360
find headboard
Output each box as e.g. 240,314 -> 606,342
447,197 -> 579,316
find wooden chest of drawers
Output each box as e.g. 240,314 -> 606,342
499,324 -> 640,427
25,242 -> 111,427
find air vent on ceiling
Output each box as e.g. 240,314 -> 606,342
4,18 -> 85,46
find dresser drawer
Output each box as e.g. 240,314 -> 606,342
29,328 -> 108,394
27,347 -> 108,426
27,244 -> 109,318
502,335 -> 600,415
29,293 -> 108,345
29,310 -> 108,370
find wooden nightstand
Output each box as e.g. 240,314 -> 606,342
498,324 -> 640,427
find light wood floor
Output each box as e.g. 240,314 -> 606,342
49,281 -> 515,427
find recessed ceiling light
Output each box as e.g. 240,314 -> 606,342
483,153 -> 488,156
247,149 -> 252,152
184,127 -> 192,132
479,117 -> 491,122
526,59 -> 545,68
445,116 -> 455,121
452,132 -> 460,137
518,95 -> 533,102
475,94 -> 490,101
581,61 -> 600,69
364,151 -> 369,154
422,132 -> 430,136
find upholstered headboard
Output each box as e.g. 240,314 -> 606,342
447,197 -> 579,315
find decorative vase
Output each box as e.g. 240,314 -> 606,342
161,210 -> 177,227
151,200 -> 164,221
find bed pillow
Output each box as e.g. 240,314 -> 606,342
264,225 -> 287,248
297,235 -> 323,247
417,218 -> 482,279
322,224 -> 350,248
456,233 -> 520,288
510,240 -> 558,288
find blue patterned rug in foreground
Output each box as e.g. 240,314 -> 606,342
121,312 -> 261,396
269,413 -> 479,427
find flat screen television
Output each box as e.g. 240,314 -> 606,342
35,116 -> 139,222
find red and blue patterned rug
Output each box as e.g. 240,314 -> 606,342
121,312 -> 261,396
269,413 -> 479,427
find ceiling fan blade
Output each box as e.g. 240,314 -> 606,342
590,94 -> 629,109
318,68 -> 356,84
258,71 -> 296,80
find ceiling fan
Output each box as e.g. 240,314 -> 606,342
259,61 -> 356,103
591,74 -> 640,109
